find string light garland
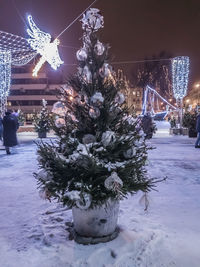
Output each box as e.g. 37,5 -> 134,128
142,85 -> 177,116
172,56 -> 190,100
0,30 -> 36,114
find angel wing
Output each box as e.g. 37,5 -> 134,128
27,15 -> 51,53
26,15 -> 63,76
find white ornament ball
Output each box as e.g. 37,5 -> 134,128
76,48 -> 87,61
94,40 -> 105,56
55,118 -> 65,128
99,63 -> 111,78
115,92 -> 125,105
90,92 -> 104,106
36,169 -> 53,182
52,101 -> 67,116
101,131 -> 115,147
82,65 -> 92,83
89,107 -> 100,119
123,147 -> 136,159
76,193 -> 92,209
104,172 -> 123,191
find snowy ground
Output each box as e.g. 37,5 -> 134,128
0,122 -> 200,267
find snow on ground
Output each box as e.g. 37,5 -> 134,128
0,122 -> 200,267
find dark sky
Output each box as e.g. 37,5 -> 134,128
1,0 -> 200,86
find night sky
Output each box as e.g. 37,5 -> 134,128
1,0 -> 200,87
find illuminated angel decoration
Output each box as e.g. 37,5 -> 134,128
27,15 -> 64,76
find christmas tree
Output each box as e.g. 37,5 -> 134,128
34,99 -> 51,135
35,9 -> 156,209
18,109 -> 25,126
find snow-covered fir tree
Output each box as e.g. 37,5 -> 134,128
18,109 -> 25,126
34,99 -> 51,133
35,9 -> 156,209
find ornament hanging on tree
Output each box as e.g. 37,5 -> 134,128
94,40 -> 105,56
81,8 -> 104,32
89,107 -> 100,119
101,131 -> 115,147
76,192 -> 92,209
52,101 -> 67,116
104,172 -> 123,191
36,169 -> 53,182
99,63 -> 112,78
76,47 -> 88,61
82,65 -> 92,83
115,92 -> 125,105
55,117 -> 65,128
123,147 -> 136,159
90,92 -> 104,107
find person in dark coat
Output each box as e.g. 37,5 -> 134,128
195,112 -> 200,148
2,110 -> 19,154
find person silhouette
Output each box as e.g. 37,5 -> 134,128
2,110 -> 19,154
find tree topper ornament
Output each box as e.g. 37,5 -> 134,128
81,8 -> 104,32
27,15 -> 63,76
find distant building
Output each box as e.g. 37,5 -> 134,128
184,82 -> 200,111
125,86 -> 143,114
7,65 -> 64,123
116,70 -> 143,114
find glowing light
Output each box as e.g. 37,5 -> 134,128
195,83 -> 200,88
0,30 -> 36,114
172,56 -> 189,100
142,85 -> 177,115
27,15 -> 63,76
0,51 -> 11,114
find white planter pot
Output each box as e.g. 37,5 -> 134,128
72,199 -> 119,237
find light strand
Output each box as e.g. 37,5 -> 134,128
56,0 -> 99,39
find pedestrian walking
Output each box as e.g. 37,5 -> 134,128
195,112 -> 200,148
2,110 -> 19,154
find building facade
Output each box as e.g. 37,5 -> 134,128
7,66 -> 64,123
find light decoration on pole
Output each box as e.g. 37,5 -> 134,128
172,56 -> 189,100
27,15 -> 64,77
0,31 -> 36,114
0,51 -> 11,114
142,85 -> 177,117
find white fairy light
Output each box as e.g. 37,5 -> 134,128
27,15 -> 64,76
0,30 -> 36,114
0,51 -> 11,114
172,56 -> 189,100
